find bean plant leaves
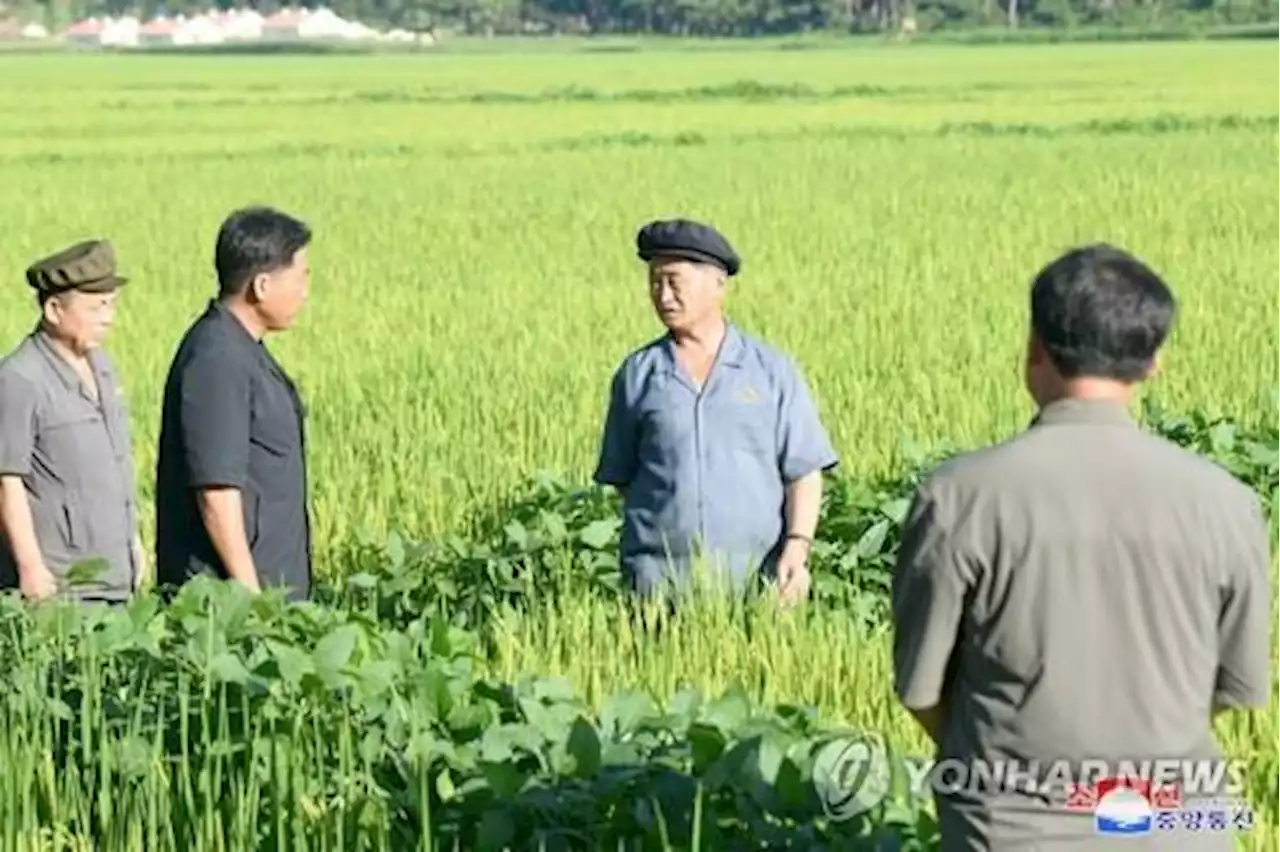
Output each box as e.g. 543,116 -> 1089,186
0,403 -> 1270,849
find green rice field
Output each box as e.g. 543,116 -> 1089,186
0,39 -> 1276,850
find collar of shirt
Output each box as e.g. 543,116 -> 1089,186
31,326 -> 108,404
1030,396 -> 1138,429
206,299 -> 295,389
657,320 -> 747,390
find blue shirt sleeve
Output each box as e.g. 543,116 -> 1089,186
776,358 -> 839,483
593,365 -> 638,488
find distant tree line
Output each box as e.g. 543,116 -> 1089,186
20,0 -> 1279,39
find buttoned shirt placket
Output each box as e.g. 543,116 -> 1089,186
668,335 -> 730,562
34,334 -> 136,584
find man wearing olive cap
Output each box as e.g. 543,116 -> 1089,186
593,218 -> 839,603
0,240 -> 143,603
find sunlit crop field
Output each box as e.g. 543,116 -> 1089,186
0,39 -> 1276,850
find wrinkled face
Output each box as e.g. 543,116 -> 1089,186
647,257 -> 724,332
44,289 -> 119,353
252,246 -> 311,331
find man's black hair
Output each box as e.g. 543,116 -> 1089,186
1030,243 -> 1177,383
214,206 -> 311,297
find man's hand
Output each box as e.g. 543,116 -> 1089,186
131,535 -> 147,591
20,563 -> 58,602
195,487 -> 262,595
776,537 -> 813,606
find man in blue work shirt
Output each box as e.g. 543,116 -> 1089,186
593,218 -> 839,603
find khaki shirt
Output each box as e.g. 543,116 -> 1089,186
0,330 -> 138,601
892,397 -> 1271,851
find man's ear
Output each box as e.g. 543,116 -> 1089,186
249,272 -> 270,303
1026,330 -> 1047,365
41,295 -> 62,326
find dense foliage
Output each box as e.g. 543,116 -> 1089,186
1,400 -> 1274,851
330,397 -> 1279,636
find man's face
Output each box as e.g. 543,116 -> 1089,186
44,289 -> 119,353
254,246 -> 311,331
647,257 -> 724,332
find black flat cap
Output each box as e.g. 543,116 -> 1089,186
636,219 -> 741,277
26,239 -> 128,296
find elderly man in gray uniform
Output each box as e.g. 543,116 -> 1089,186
0,240 -> 142,603
593,218 -> 839,603
892,244 -> 1271,851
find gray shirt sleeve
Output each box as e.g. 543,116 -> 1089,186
892,484 -> 971,710
593,366 -> 637,488
776,359 -> 839,483
180,351 -> 252,490
0,371 -> 37,477
1213,493 -> 1272,709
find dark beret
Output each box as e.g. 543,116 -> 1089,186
636,219 -> 741,277
26,239 -> 127,296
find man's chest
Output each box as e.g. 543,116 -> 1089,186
634,371 -> 778,458
33,388 -> 130,484
249,372 -> 305,457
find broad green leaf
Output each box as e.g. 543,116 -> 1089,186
418,666 -> 454,721
313,624 -> 359,673
268,640 -> 314,688
435,768 -> 456,801
480,761 -> 528,799
209,652 -> 250,685
579,519 -> 616,550
540,510 -> 568,542
755,730 -> 788,786
565,716 -> 601,777
600,689 -> 657,737
701,681 -> 751,733
687,723 -> 726,773
856,519 -> 891,559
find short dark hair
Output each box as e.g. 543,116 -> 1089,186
214,206 -> 311,297
1030,244 -> 1176,383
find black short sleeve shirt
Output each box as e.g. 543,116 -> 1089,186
154,301 -> 312,601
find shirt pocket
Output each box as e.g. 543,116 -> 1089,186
635,382 -> 689,457
724,396 -> 776,459
40,409 -> 107,487
58,493 -> 90,551
249,409 -> 296,460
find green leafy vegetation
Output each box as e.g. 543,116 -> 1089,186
1,402 -> 1274,850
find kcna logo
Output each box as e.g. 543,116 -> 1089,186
1069,777 -> 1255,837
811,747 -> 1257,834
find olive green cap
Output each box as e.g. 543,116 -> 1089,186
26,239 -> 128,296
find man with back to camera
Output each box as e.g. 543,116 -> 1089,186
891,244 -> 1271,850
592,218 -> 840,604
154,206 -> 314,602
0,239 -> 144,603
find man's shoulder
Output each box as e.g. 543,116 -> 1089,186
1133,427 -> 1264,509
612,334 -> 668,378
919,417 -> 1262,513
168,311 -> 251,375
0,337 -> 44,388
734,327 -> 793,365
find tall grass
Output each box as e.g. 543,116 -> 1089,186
0,40 -> 1274,851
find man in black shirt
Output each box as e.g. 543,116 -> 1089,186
155,206 -> 314,602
